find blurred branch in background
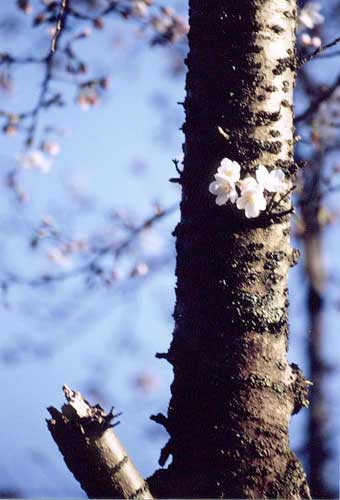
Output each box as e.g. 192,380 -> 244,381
2,202 -> 177,290
295,56 -> 340,496
1,0 -> 187,145
299,150 -> 333,499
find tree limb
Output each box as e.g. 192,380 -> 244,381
3,203 -> 177,288
50,0 -> 69,54
300,36 -> 340,65
47,385 -> 153,499
295,73 -> 340,123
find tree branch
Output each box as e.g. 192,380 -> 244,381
51,0 -> 70,54
300,36 -> 340,65
0,1 -> 186,147
2,203 -> 177,288
47,385 -> 153,499
295,74 -> 340,123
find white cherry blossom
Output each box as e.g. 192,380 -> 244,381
46,247 -> 72,268
132,0 -> 149,16
216,157 -> 241,183
256,165 -> 288,193
301,33 -> 312,46
16,150 -> 52,173
209,158 -> 241,205
239,176 -> 261,192
300,33 -> 322,48
311,36 -> 322,48
298,2 -> 324,30
42,141 -> 60,156
236,182 -> 267,219
209,158 -> 289,217
209,178 -> 238,206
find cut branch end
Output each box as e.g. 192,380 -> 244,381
47,386 -> 153,499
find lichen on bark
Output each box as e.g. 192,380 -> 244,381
149,1 -> 311,498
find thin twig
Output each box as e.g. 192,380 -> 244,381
0,53 -> 44,66
300,36 -> 340,65
51,0 -> 69,54
316,49 -> 340,60
267,185 -> 296,214
2,204 -> 178,288
295,74 -> 340,123
1,1 -> 185,146
25,0 -> 70,145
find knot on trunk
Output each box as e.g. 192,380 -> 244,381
290,363 -> 312,414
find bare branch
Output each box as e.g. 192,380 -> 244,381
2,203 -> 178,288
315,49 -> 340,60
50,0 -> 69,54
0,1 -> 187,147
295,74 -> 340,123
47,386 -> 153,499
300,36 -> 340,65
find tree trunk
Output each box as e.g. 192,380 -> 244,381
302,151 -> 332,499
149,1 -> 311,498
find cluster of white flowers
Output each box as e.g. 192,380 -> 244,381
76,88 -> 99,110
16,150 -> 52,174
16,142 -> 60,174
298,2 -> 324,30
42,141 -> 60,156
300,33 -> 322,48
150,7 -> 189,44
131,0 -> 150,17
46,247 -> 73,268
209,158 -> 288,218
298,3 -> 324,48
46,240 -> 88,268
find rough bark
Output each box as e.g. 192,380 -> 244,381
301,152 -> 333,499
47,385 -> 152,499
149,1 -> 311,498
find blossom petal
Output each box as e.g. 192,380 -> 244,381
220,158 -> 235,170
216,194 -> 230,206
236,197 -> 246,210
245,205 -> 260,218
209,181 -> 219,194
256,165 -> 269,186
267,169 -> 288,192
270,169 -> 285,181
257,195 -> 267,211
215,173 -> 230,183
217,159 -> 241,183
240,177 -> 258,192
229,190 -> 239,204
298,2 -> 324,30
